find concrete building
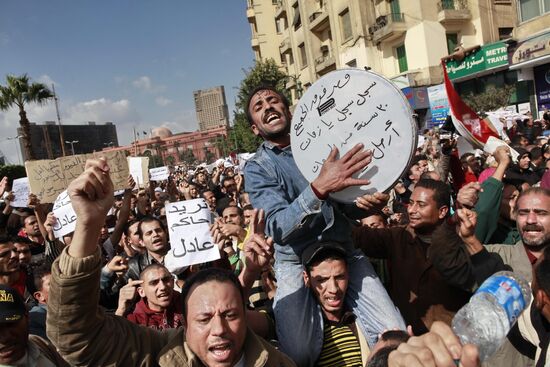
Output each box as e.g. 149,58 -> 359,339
102,126 -> 228,165
507,0 -> 550,115
18,121 -> 119,161
193,86 -> 230,131
246,0 -> 516,124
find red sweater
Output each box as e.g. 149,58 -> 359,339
126,293 -> 183,330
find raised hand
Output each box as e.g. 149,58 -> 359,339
68,158 -> 114,225
0,176 -> 8,197
115,278 -> 143,317
243,209 -> 273,274
311,143 -> 372,197
355,192 -> 389,212
388,321 -> 480,367
456,182 -> 482,209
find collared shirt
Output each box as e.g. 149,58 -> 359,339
244,141 -> 366,256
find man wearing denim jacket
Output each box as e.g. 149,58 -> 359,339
243,86 -> 405,367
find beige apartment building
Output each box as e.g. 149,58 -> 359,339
193,86 -> 230,131
247,0 -> 515,106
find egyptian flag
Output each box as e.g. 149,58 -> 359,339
442,61 -> 499,148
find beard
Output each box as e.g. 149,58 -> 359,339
521,224 -> 550,248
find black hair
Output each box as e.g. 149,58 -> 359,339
139,263 -> 171,281
0,235 -> 12,245
242,204 -> 254,211
305,247 -> 347,275
245,85 -> 290,126
137,216 -> 166,240
33,264 -> 52,292
123,219 -> 141,237
180,268 -> 245,320
535,246 -> 550,295
415,178 -> 451,209
223,205 -> 243,218
11,236 -> 33,246
366,345 -> 400,367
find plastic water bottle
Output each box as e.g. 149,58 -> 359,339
452,271 -> 531,361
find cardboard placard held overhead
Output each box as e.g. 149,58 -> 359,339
149,166 -> 170,181
25,150 -> 130,203
11,177 -> 30,208
128,157 -> 150,188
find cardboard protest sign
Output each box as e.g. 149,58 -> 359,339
52,190 -> 77,239
164,198 -> 219,273
149,166 -> 169,181
291,69 -> 417,203
25,150 -> 130,203
11,177 -> 30,208
128,157 -> 150,187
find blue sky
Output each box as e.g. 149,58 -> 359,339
0,1 -> 255,164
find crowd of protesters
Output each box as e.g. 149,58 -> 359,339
1,85 -> 550,367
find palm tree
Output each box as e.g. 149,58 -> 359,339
0,74 -> 54,160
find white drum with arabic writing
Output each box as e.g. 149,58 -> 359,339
291,69 -> 417,203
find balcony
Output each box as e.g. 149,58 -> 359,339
369,13 -> 407,44
315,52 -> 336,74
251,36 -> 259,49
246,6 -> 255,21
279,36 -> 291,54
437,0 -> 471,24
275,1 -> 286,19
309,6 -> 329,33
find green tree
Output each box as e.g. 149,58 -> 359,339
179,148 -> 196,165
0,165 -> 26,186
0,74 -> 54,160
462,85 -> 515,116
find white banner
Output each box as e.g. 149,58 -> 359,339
149,166 -> 170,181
164,199 -> 219,273
52,190 -> 77,239
128,157 -> 149,188
11,177 -> 30,208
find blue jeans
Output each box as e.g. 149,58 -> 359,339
273,244 -> 405,367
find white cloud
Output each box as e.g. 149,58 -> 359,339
131,76 -> 166,93
37,74 -> 58,87
155,96 -> 172,107
132,76 -> 152,91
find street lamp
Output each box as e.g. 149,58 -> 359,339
65,140 -> 79,155
6,135 -> 21,165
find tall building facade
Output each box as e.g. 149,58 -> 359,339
18,121 -> 119,161
193,86 -> 230,131
246,0 -> 517,123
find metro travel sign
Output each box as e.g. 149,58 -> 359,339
446,42 -> 509,80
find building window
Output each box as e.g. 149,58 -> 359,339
518,0 -> 549,22
288,51 -> 294,65
340,8 -> 353,41
396,44 -> 408,73
498,27 -> 513,39
292,3 -> 301,30
299,43 -> 307,68
446,33 -> 458,54
389,0 -> 403,21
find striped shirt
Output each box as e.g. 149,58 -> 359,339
317,313 -> 363,367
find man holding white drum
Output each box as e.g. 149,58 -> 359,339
243,86 -> 405,367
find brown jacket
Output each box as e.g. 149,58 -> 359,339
47,247 -> 296,367
353,225 -> 472,335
